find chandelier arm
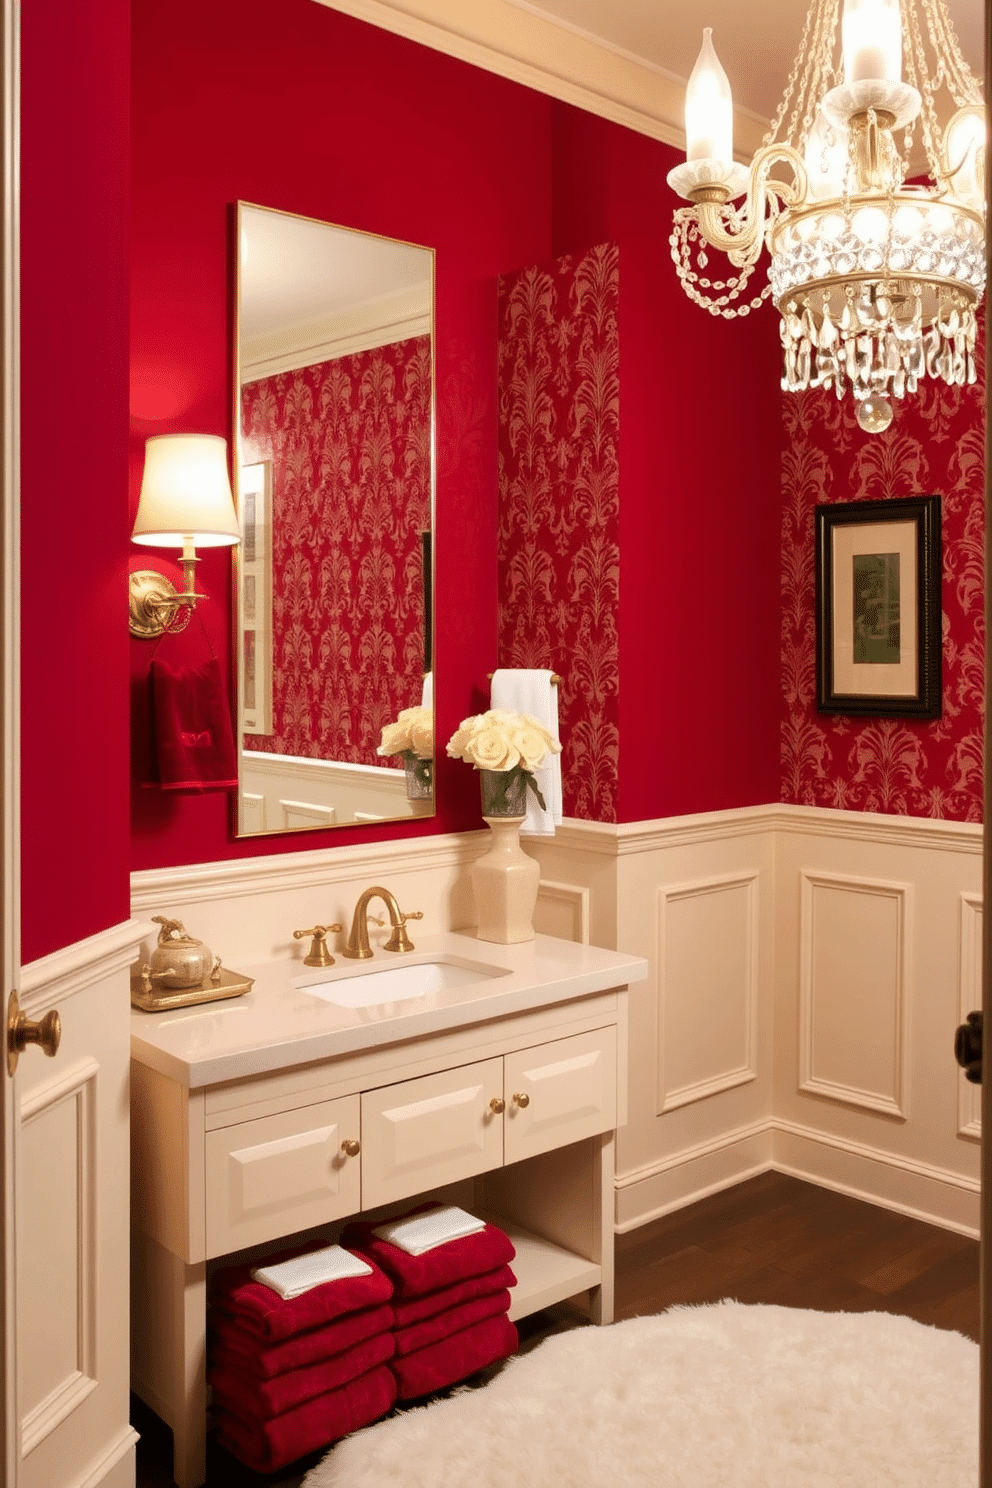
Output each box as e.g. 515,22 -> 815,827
692,145 -> 809,265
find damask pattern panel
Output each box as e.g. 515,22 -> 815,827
780,336 -> 985,821
241,335 -> 431,768
497,243 -> 620,823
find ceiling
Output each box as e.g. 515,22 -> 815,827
506,0 -> 984,132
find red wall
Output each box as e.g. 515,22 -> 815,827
130,0 -> 554,870
548,107 -> 785,821
21,0 -> 131,962
780,359 -> 986,820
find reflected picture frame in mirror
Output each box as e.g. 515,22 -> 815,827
233,202 -> 436,837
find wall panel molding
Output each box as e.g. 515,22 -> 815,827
534,880 -> 590,945
799,870 -> 911,1118
957,891 -> 982,1141
657,872 -> 759,1114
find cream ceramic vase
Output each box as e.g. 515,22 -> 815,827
472,770 -> 540,943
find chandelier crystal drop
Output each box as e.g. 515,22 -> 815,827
666,0 -> 985,432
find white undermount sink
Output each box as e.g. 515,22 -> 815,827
295,956 -> 510,1008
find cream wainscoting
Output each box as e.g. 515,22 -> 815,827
131,802 -> 982,1245
526,804 -> 982,1238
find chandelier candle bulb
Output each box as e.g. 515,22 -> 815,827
842,0 -> 902,83
685,28 -> 733,165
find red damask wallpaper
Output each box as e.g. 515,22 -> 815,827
781,352 -> 985,821
497,243 -> 620,822
241,335 -> 431,767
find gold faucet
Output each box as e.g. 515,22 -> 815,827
343,886 -> 423,959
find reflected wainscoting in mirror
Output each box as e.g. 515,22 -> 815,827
234,202 -> 435,836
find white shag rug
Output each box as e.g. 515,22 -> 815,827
303,1302 -> 978,1488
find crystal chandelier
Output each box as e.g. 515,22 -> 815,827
667,0 -> 985,433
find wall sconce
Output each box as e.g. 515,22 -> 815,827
128,433 -> 240,639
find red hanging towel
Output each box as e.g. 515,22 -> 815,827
147,654 -> 238,791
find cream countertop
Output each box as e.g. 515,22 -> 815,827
129,930 -> 648,1089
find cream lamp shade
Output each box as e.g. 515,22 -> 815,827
131,433 -> 240,548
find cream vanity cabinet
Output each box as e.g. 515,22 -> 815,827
129,932 -> 646,1488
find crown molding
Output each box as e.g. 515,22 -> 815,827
312,0 -> 769,161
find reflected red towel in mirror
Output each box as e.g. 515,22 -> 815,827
148,655 -> 238,791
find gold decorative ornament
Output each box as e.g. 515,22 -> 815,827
667,0 -> 985,433
7,989 -> 61,1077
130,915 -> 254,1011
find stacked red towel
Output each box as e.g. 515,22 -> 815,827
342,1213 -> 519,1400
208,1245 -> 397,1474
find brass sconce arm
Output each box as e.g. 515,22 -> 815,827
689,145 -> 809,268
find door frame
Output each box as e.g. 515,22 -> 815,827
1,0 -> 19,1478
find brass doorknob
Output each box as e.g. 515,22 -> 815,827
489,1096 -> 505,1114
7,990 -> 61,1077
341,1138 -> 361,1157
955,1010 -> 983,1084
512,1092 -> 530,1108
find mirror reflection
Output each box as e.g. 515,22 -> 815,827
234,203 -> 434,835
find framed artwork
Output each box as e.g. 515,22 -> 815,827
815,495 -> 941,719
239,460 -> 273,735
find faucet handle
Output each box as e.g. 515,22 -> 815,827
293,924 -> 343,968
384,909 -> 424,955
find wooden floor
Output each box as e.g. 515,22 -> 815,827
133,1172 -> 979,1486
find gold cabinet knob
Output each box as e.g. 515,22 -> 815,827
489,1096 -> 505,1114
7,990 -> 61,1077
512,1092 -> 530,1108
340,1138 -> 361,1158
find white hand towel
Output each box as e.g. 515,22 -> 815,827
372,1205 -> 486,1256
250,1244 -> 372,1300
490,668 -> 563,836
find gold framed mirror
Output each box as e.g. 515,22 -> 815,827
234,203 -> 435,836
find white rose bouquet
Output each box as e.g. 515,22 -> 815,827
446,708 -> 561,815
378,706 -> 434,795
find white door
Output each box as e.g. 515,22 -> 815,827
0,2 -> 136,1484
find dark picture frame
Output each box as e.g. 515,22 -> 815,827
815,495 -> 941,719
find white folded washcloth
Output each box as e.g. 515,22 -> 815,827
250,1244 -> 372,1299
490,668 -> 563,837
372,1206 -> 486,1256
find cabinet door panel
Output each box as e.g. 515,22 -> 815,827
504,1028 -> 616,1165
204,1094 -> 361,1257
362,1059 -> 503,1210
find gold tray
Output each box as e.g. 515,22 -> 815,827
130,964 -> 255,1013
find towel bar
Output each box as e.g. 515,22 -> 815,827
487,671 -> 562,686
